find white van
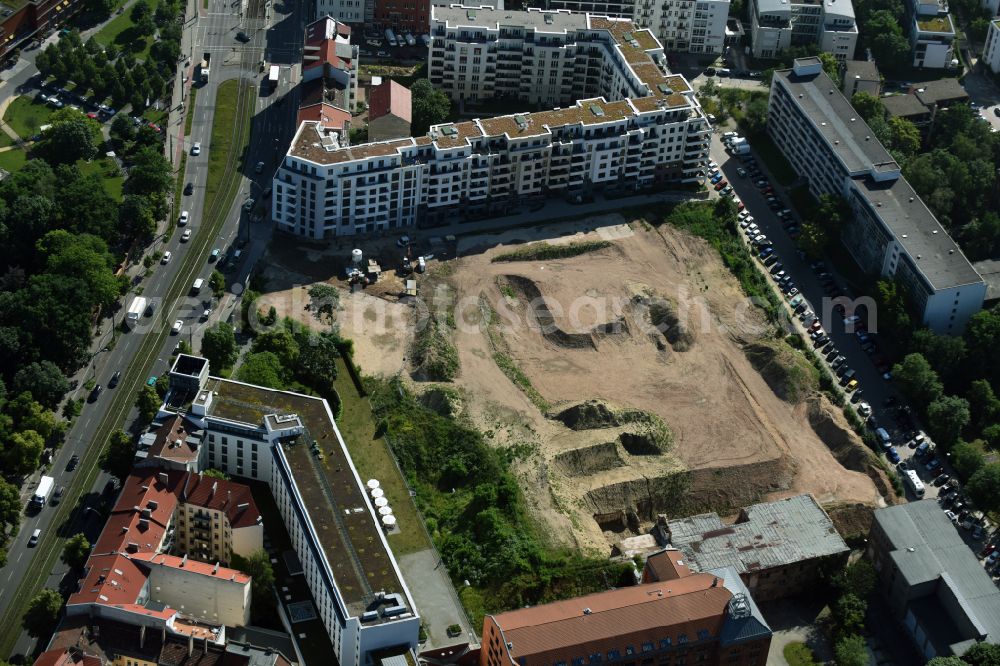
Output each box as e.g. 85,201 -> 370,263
192,278 -> 204,294
28,528 -> 41,546
905,470 -> 925,498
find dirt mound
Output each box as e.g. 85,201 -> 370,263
553,441 -> 625,476
744,342 -> 818,404
618,417 -> 672,455
419,386 -> 464,417
554,400 -> 625,429
806,398 -> 899,505
824,502 -> 876,543
582,458 -> 793,521
630,290 -> 695,352
552,401 -> 672,453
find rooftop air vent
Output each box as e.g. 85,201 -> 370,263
441,126 -> 458,136
514,115 -> 528,130
544,13 -> 553,23
590,104 -> 605,117
466,9 -> 476,19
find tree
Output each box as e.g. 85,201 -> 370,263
119,194 -> 156,244
110,114 -> 136,145
251,329 -> 300,368
0,478 -> 20,533
12,360 -> 69,410
833,634 -> 867,666
130,0 -> 151,23
743,97 -> 768,133
308,284 -> 340,321
23,589 -> 63,638
952,440 -> 986,481
834,593 -> 867,636
100,430 -> 135,480
966,462 -> 1000,513
61,533 -> 91,570
888,116 -> 921,157
797,222 -> 829,259
833,560 -> 876,599
125,148 -> 172,197
43,115 -> 98,163
202,468 -> 230,480
201,322 -> 238,372
927,658 -> 967,666
910,328 -> 966,386
296,332 -> 341,389
210,270 -> 225,298
865,10 -> 911,72
236,352 -> 287,389
964,642 -> 1000,666
893,353 -> 943,409
5,429 -> 45,476
136,385 -> 160,423
410,79 -> 452,135
926,395 -> 970,447
84,0 -> 115,16
231,548 -> 275,621
851,91 -> 884,122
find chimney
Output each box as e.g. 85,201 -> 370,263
211,481 -> 218,497
162,626 -> 166,643
158,472 -> 169,486
140,625 -> 146,649
227,490 -> 232,508
213,562 -> 220,575
712,577 -> 718,587
188,634 -> 194,657
181,554 -> 188,567
203,636 -> 209,655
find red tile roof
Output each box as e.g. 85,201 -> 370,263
147,415 -> 201,463
130,552 -> 251,584
302,16 -> 353,74
369,80 -> 412,124
644,548 -> 692,581
491,574 -> 732,659
181,473 -> 261,529
297,102 -> 352,130
68,553 -> 150,607
33,648 -> 101,666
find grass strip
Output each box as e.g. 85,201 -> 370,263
184,87 -> 197,135
492,240 -> 612,263
2,95 -> 55,139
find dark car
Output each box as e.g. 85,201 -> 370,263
236,30 -> 250,42
88,384 -> 103,402
934,473 -> 951,487
51,486 -> 65,505
68,454 -> 80,471
184,182 -> 194,195
704,67 -> 717,76
108,371 -> 121,388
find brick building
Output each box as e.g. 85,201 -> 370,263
368,80 -> 412,141
663,494 -> 850,602
480,563 -> 771,666
374,0 -> 429,36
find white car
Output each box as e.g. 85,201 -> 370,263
201,309 -> 212,320
191,142 -> 201,156
181,229 -> 192,242
857,402 -> 872,417
161,251 -> 172,264
171,320 -> 183,335
178,211 -> 189,226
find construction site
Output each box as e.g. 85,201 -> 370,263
256,212 -> 892,555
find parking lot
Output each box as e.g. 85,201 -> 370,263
706,127 -> 1000,572
354,30 -> 429,62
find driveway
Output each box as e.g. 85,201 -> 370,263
954,69 -> 1000,131
398,549 -> 476,650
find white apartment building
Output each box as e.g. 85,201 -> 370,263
545,0 -> 729,54
984,19 -> 1000,74
160,355 -> 420,666
768,58 -> 984,334
315,0 -> 365,22
274,12 -> 710,238
984,0 -> 999,16
910,0 -> 955,68
748,0 -> 857,60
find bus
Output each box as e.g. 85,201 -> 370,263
905,470 -> 925,498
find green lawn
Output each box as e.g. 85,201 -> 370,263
0,147 -> 28,172
3,95 -> 56,139
0,132 -> 14,149
93,3 -> 158,60
204,80 -> 247,208
78,156 -> 125,201
333,357 -> 432,556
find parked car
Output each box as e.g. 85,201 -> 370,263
108,371 -> 121,388
162,251 -> 172,264
171,320 -> 183,335
191,142 -> 201,156
68,454 -> 79,470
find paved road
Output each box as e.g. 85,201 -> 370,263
0,0 -> 299,656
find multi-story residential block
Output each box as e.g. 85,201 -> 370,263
984,0 -> 1000,16
747,0 -> 857,60
297,16 -> 358,132
480,562 -> 772,666
660,495 -> 850,602
868,500 -> 1000,658
375,0 -> 430,34
274,10 -> 710,238
316,0 -> 366,23
158,355 -> 420,666
368,80 -> 412,141
65,468 -> 262,639
983,19 -> 1000,74
768,57 -> 985,334
0,0 -> 86,60
545,0 -> 730,54
910,0 -> 955,68
36,617 -> 294,666
882,78 -> 968,133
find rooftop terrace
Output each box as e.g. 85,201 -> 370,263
201,378 -> 407,619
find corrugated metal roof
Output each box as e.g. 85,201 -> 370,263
667,495 -> 849,574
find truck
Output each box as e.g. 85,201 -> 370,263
126,296 -> 148,327
31,475 -> 54,508
200,52 -> 210,83
267,65 -> 279,92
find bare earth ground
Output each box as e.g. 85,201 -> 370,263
257,216 -> 881,555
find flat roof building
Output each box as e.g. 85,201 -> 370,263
747,0 -> 858,60
767,57 -> 985,334
275,9 -> 710,238
868,500 -> 1000,659
984,20 -> 1000,75
662,495 -> 850,602
841,59 -> 880,99
159,355 -> 419,666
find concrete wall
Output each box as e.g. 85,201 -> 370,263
146,563 -> 251,627
232,523 -> 264,559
